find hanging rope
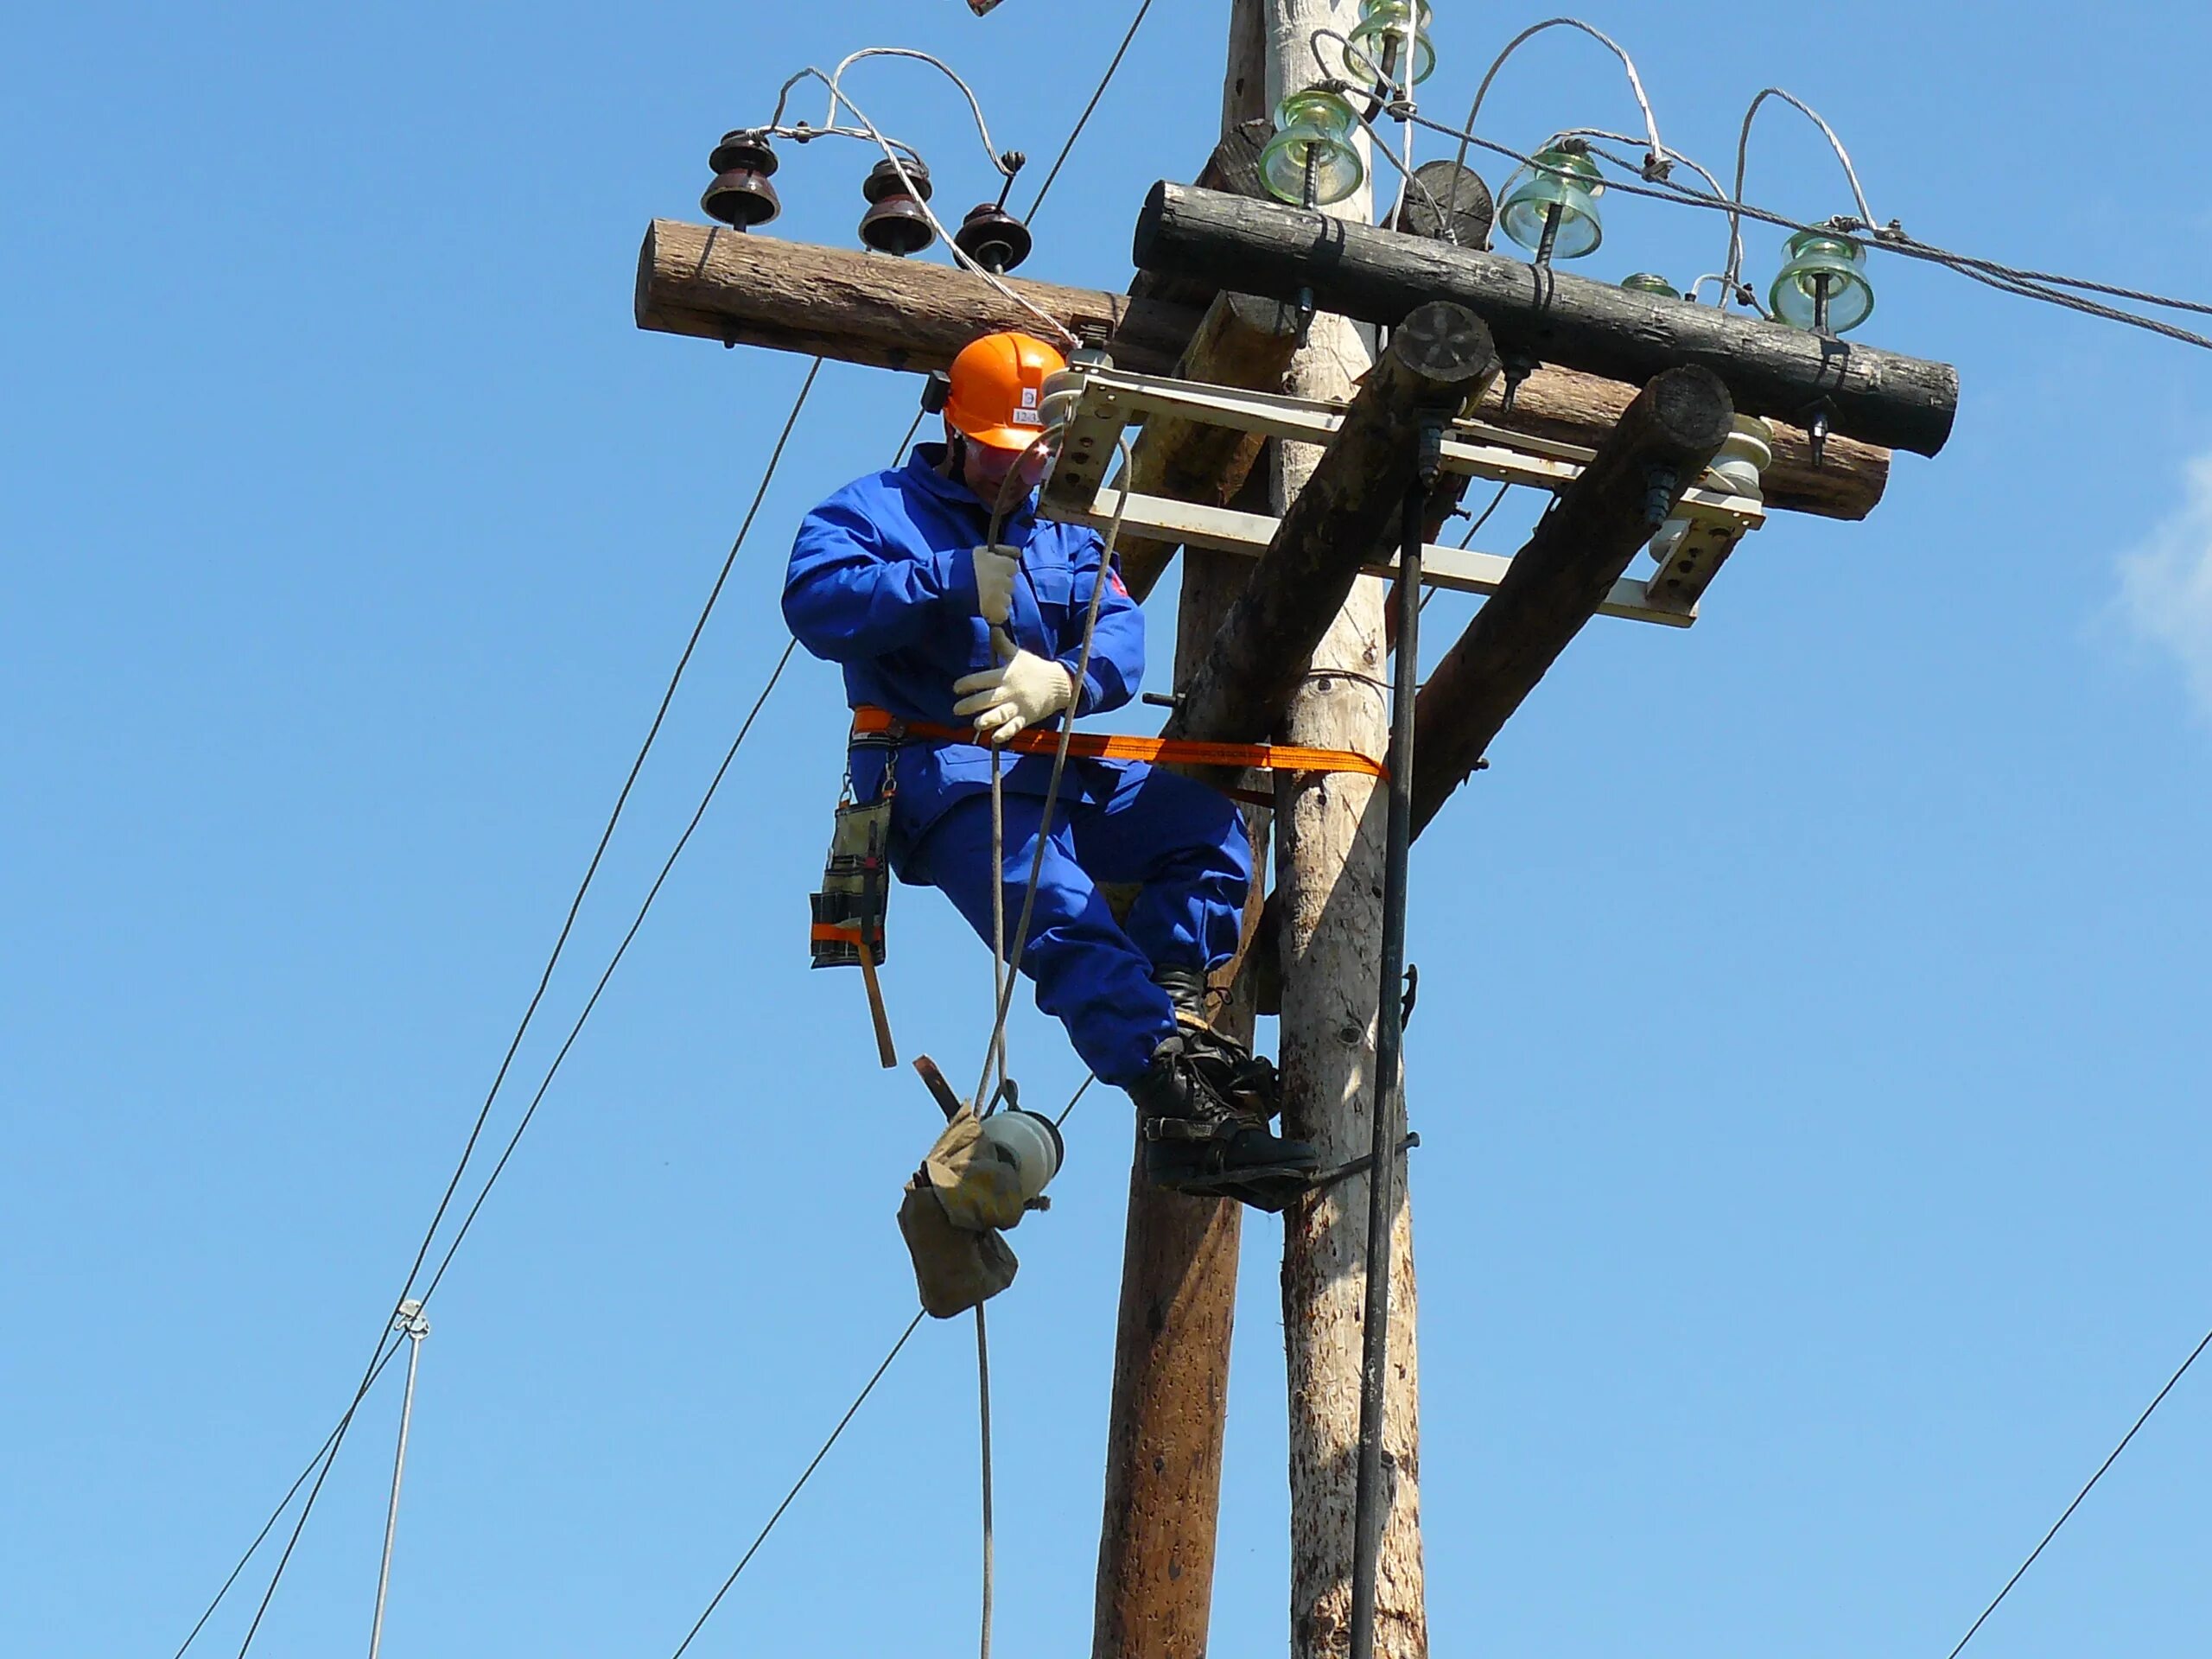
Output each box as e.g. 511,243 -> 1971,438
966,436 -> 1136,1115
976,1305 -> 996,1659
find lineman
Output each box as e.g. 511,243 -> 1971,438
784,329 -> 1318,1207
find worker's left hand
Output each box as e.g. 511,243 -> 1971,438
952,650 -> 1076,745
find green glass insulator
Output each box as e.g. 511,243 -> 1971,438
1498,146 -> 1605,261
1259,88 -> 1366,208
1769,228 -> 1876,334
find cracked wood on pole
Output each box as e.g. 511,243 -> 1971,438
1133,181 -> 1961,457
1257,6 -> 1421,1656
632,220 -> 1890,520
1161,302 -> 1499,758
1412,366 -> 1737,839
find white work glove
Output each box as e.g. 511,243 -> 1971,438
970,543 -> 1020,627
952,650 -> 1077,745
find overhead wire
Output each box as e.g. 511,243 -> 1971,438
1454,17 -> 1669,187
1724,87 -> 1880,296
1403,114 -> 2212,351
766,62 -> 1080,348
1420,482 -> 1516,615
180,362 -> 850,1658
1026,0 -> 1156,221
664,409 -> 1106,1659
204,365 -> 833,1659
666,1310 -> 930,1659
411,404 -> 931,1314
1943,1320 -> 2212,1659
168,1340 -> 409,1659
1303,16 -> 2205,340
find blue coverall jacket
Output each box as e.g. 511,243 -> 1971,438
784,442 -> 1147,840
784,442 -> 1249,1085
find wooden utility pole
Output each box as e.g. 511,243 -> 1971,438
1252,7 -> 1427,1657
1090,11 -> 1270,1656
628,27 -> 1956,1652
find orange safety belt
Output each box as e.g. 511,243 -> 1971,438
849,706 -> 1388,781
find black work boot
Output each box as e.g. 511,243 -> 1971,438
1128,1033 -> 1319,1212
1153,965 -> 1262,1069
1153,965 -> 1215,1028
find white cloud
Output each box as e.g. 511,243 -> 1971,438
2116,452 -> 2212,721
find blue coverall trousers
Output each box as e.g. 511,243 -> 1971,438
901,758 -> 1250,1087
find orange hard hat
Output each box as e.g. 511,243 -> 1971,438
944,330 -> 1068,451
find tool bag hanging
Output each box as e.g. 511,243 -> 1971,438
809,791 -> 893,969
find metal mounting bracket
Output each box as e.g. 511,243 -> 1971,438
1036,366 -> 1770,628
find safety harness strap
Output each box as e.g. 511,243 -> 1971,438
849,706 -> 1389,781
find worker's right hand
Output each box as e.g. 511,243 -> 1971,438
970,543 -> 1020,627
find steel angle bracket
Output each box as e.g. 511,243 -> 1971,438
1039,366 -> 1770,629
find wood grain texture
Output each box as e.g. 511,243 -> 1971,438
636,219 -> 1888,519
1116,293 -> 1304,604
1262,10 -> 1427,1655
1412,367 -> 1736,839
637,219 -> 1204,374
1091,15 -> 1269,1655
1135,181 -> 1960,457
1161,302 -> 1498,762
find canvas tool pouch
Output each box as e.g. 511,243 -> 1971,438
897,1106 -> 1027,1319
810,791 -> 893,969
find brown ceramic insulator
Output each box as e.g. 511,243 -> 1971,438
859,193 -> 936,256
858,156 -> 935,255
952,202 -> 1032,274
860,156 -> 931,205
701,132 -> 781,229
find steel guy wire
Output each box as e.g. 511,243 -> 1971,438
366,1306 -> 430,1659
1054,1072 -> 1096,1128
1943,1320 -> 2212,1659
182,360 -> 834,1658
1405,114 -> 2212,352
168,1340 -> 409,1659
666,1310 -> 930,1659
1026,0 -> 1156,221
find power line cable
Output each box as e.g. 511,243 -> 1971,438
411,636 -> 801,1311
668,1310 -> 929,1659
409,403 -> 928,1311
1025,0 -> 1156,220
1400,114 -> 2212,352
167,1341 -> 409,1659
235,651 -> 799,1649
1420,482 -> 1516,615
1943,1320 -> 2212,1659
180,359 -> 832,1658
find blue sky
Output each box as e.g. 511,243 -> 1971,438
4,3 -> 2209,1656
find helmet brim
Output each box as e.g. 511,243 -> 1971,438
959,422 -> 1052,454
